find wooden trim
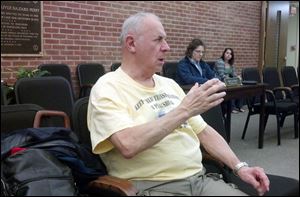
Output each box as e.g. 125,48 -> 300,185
259,1 -> 267,72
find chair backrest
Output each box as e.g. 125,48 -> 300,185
38,64 -> 75,98
1,104 -> 43,133
15,76 -> 75,126
111,62 -> 121,71
241,67 -> 262,105
281,66 -> 298,87
162,61 -> 178,80
38,63 -> 72,84
77,63 -> 105,98
241,67 -> 262,83
201,105 -> 226,140
77,63 -> 105,86
262,67 -> 282,89
72,97 -> 91,147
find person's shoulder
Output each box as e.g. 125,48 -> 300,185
178,56 -> 190,65
93,70 -> 120,88
179,56 -> 189,62
97,70 -> 116,82
215,58 -> 223,63
215,58 -> 224,66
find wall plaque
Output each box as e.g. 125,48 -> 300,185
1,1 -> 42,56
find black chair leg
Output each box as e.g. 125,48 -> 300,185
242,112 -> 251,139
264,114 -> 269,131
276,115 -> 281,145
280,115 -> 286,127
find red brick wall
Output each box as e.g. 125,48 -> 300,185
1,1 -> 262,97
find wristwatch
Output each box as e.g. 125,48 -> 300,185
233,162 -> 249,176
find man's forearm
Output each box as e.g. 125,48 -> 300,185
109,105 -> 190,158
198,125 -> 240,170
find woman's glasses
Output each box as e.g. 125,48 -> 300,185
194,50 -> 205,54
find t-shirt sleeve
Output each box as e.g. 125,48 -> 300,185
188,115 -> 207,134
87,82 -> 135,154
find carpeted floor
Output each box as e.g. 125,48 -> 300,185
228,109 -> 299,180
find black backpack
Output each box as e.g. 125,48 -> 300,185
1,148 -> 78,196
1,127 -> 107,195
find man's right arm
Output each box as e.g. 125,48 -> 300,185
110,79 -> 226,158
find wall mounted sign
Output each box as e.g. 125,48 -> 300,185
1,1 -> 42,56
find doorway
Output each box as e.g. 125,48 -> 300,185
263,1 -> 299,72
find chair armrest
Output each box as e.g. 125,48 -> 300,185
201,145 -> 225,168
202,153 -> 225,168
273,86 -> 292,92
265,89 -> 276,103
88,175 -> 138,196
33,110 -> 71,128
272,87 -> 294,99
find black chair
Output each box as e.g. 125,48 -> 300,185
263,67 -> 294,101
1,104 -> 70,134
72,97 -> 91,147
38,63 -> 76,99
241,67 -> 298,145
77,63 -> 105,98
111,62 -> 121,71
14,77 -> 75,127
281,66 -> 299,104
263,66 -> 299,114
201,105 -> 226,140
1,104 -> 43,133
162,61 -> 178,81
71,97 -> 137,195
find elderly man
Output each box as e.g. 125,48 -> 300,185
87,12 -> 269,196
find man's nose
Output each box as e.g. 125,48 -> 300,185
161,40 -> 170,52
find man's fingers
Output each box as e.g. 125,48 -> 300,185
200,79 -> 220,91
202,83 -> 226,98
207,92 -> 226,102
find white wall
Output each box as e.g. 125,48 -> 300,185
286,4 -> 299,73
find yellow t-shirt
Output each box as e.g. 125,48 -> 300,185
87,68 -> 207,181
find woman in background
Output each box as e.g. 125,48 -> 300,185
215,48 -> 245,113
176,38 -> 217,85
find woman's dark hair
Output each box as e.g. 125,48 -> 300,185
221,48 -> 235,65
185,38 -> 205,58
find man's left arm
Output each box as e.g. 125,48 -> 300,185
198,125 -> 270,196
197,125 -> 240,169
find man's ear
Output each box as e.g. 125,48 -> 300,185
125,35 -> 136,53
